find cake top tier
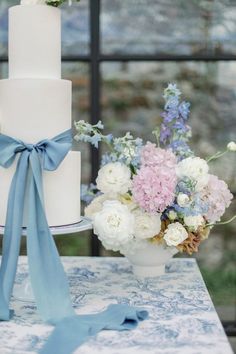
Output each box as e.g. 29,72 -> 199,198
20,1 -> 47,4
8,5 -> 61,79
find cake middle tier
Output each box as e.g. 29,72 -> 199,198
0,79 -> 71,142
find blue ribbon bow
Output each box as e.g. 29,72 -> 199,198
0,129 -> 74,323
0,130 -> 148,354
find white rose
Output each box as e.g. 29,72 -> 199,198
177,193 -> 190,207
85,194 -> 111,220
93,200 -> 134,251
176,156 -> 209,192
168,210 -> 177,221
133,210 -> 161,240
163,222 -> 188,247
96,162 -> 131,196
21,0 -> 45,4
227,141 -> 236,152
184,215 -> 204,231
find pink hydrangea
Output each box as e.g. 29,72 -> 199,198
132,164 -> 177,213
202,174 -> 233,223
141,142 -> 177,169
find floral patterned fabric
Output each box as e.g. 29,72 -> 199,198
0,256 -> 233,354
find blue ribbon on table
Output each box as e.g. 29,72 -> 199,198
0,129 -> 148,354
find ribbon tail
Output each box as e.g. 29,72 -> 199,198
39,304 -> 148,354
26,152 -> 74,324
0,152 -> 29,320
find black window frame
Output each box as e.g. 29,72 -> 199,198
0,0 -> 235,336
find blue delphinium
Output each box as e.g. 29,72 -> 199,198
168,177 -> 209,218
172,195 -> 208,218
155,83 -> 194,160
81,183 -> 100,204
74,120 -> 112,148
74,120 -> 143,172
169,140 -> 193,159
176,177 -> 196,195
101,133 -> 143,171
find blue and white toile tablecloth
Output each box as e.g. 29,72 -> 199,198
0,256 -> 233,354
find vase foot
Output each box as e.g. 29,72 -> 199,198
132,264 -> 166,278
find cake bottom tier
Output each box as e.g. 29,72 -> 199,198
0,151 -> 81,227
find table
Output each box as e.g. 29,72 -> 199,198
0,256 -> 233,354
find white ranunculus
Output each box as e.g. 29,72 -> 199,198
176,156 -> 209,192
227,141 -> 236,152
21,0 -> 45,5
177,193 -> 190,207
163,222 -> 188,247
85,194 -> 111,220
96,162 -> 131,196
133,210 -> 161,239
184,215 -> 204,231
93,200 -> 134,251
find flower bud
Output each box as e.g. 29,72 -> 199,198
168,210 -> 177,221
227,141 -> 236,152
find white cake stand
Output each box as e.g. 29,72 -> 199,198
1,217 -> 93,302
0,216 -> 93,236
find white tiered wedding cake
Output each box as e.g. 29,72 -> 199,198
0,3 -> 81,226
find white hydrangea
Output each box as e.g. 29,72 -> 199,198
21,0 -> 45,4
85,194 -> 111,220
176,156 -> 209,192
133,210 -> 161,240
96,162 -> 131,196
93,200 -> 134,252
177,193 -> 190,207
163,222 -> 188,247
184,215 -> 205,231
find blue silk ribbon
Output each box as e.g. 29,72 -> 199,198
40,304 -> 148,354
0,130 -> 148,353
0,129 -> 74,323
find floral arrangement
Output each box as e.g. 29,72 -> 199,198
75,84 -> 236,256
20,0 -> 80,7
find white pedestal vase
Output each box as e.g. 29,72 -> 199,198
123,241 -> 178,278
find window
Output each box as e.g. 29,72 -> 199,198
0,0 -> 235,337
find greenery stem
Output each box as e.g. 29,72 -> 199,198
207,150 -> 227,163
206,215 -> 236,228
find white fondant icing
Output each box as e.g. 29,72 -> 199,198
0,79 -> 71,142
21,1 -> 46,4
0,151 -> 81,227
9,5 -> 61,79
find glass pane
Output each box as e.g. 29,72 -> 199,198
101,0 -> 236,56
101,61 -> 236,320
0,0 -> 18,56
0,62 -> 7,78
0,1 -> 89,57
61,62 -> 91,256
62,0 -> 90,56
